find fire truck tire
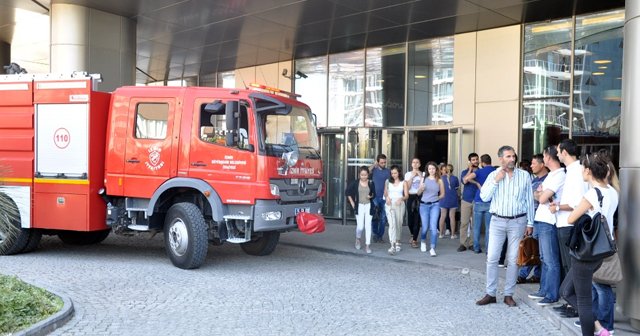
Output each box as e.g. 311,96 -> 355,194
164,202 -> 208,269
240,231 -> 280,256
0,193 -> 30,255
20,230 -> 42,253
57,229 -> 111,245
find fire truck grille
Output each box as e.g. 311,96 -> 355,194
269,178 -> 321,202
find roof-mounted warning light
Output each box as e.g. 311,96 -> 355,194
248,83 -> 301,100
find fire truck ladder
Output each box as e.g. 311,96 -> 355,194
222,215 -> 252,243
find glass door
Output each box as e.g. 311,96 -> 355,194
319,129 -> 345,219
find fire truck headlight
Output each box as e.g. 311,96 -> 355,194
270,184 -> 280,196
261,211 -> 282,221
283,151 -> 299,168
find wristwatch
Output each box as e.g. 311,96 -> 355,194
555,205 -> 560,212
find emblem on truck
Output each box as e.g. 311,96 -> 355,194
145,145 -> 165,171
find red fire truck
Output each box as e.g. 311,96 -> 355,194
0,72 -> 324,269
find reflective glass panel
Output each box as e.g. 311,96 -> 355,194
328,50 -> 365,126
522,18 -> 573,158
572,10 -> 623,160
407,37 -> 454,126
295,56 -> 328,127
365,45 -> 406,127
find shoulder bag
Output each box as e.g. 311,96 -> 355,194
568,188 -> 617,261
592,252 -> 623,285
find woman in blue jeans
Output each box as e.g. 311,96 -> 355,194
418,161 -> 444,257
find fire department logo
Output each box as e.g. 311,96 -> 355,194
145,145 -> 165,171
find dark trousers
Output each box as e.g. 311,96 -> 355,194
557,226 -> 573,281
407,194 -> 421,240
560,257 -> 602,336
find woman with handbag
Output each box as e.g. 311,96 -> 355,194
346,166 -> 376,254
563,153 -> 619,336
590,157 -> 622,333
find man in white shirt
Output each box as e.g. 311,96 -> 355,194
527,146 -> 565,306
550,139 -> 588,280
549,139 -> 588,318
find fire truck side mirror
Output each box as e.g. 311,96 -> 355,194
225,101 -> 239,147
225,101 -> 239,130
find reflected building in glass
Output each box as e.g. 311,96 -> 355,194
521,10 -> 623,165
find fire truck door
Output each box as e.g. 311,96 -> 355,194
123,99 -> 176,198
189,99 -> 256,201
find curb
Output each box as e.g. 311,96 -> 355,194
281,242 -> 489,281
13,284 -> 74,336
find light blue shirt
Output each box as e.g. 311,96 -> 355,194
479,167 -> 535,227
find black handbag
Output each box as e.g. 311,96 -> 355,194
568,188 -> 616,262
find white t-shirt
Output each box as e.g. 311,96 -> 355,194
534,168 -> 566,224
405,171 -> 423,195
584,185 -> 618,240
387,181 -> 405,202
556,161 -> 589,228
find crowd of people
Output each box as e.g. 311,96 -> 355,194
344,140 -> 620,336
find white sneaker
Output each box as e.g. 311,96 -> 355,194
388,245 -> 396,255
355,239 -> 361,250
445,229 -> 451,236
395,243 -> 401,252
430,248 -> 437,257
420,242 -> 427,252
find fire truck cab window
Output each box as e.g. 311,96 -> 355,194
199,101 -> 250,149
135,103 -> 168,139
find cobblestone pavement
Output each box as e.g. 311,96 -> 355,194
0,233 -> 563,336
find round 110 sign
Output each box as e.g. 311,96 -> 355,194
53,128 -> 71,149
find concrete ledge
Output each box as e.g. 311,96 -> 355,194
13,284 -> 74,336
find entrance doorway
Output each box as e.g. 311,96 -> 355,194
409,130 -> 449,168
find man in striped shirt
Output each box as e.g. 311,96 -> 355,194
475,145 -> 535,308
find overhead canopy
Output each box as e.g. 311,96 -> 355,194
0,0 -> 624,83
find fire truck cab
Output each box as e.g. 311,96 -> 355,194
0,73 -> 324,269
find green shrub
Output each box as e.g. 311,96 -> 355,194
0,275 -> 63,333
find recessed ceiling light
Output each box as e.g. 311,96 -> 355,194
592,72 -> 605,76
594,60 -> 611,64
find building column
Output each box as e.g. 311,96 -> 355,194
50,3 -> 135,91
0,42 -> 10,72
620,0 -> 640,331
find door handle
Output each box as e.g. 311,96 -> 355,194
191,161 -> 207,167
126,159 -> 140,163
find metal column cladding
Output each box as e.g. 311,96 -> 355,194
620,1 -> 640,330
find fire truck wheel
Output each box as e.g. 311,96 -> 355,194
240,231 -> 280,256
57,229 -> 111,245
0,192 -> 30,255
164,202 -> 208,269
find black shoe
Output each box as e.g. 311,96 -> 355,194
527,276 -> 540,284
474,249 -> 482,254
553,303 -> 570,312
457,245 -> 467,252
560,307 -> 579,318
516,276 -> 527,284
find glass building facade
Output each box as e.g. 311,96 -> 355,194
522,9 -> 624,165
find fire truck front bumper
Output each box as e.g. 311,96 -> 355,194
253,199 -> 323,232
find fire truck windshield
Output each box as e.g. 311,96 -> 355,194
260,106 -> 320,159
